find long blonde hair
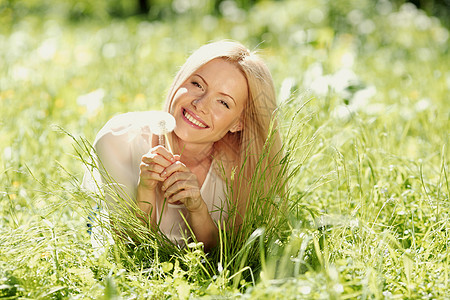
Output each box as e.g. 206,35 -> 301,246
164,40 -> 282,220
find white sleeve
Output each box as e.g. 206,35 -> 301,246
82,111 -> 155,211
92,113 -> 141,210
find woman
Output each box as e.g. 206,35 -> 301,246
89,40 -> 282,250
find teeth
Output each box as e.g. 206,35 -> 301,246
184,110 -> 207,128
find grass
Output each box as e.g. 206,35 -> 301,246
1,0 -> 449,298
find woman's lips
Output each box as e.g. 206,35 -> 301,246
182,108 -> 209,129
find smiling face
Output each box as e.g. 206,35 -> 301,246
169,58 -> 248,146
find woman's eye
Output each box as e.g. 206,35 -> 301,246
219,100 -> 229,109
191,81 -> 203,90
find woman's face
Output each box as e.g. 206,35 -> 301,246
170,58 -> 248,145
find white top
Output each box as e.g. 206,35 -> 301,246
83,111 -> 228,245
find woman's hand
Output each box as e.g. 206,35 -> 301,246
160,161 -> 204,212
139,146 -> 175,191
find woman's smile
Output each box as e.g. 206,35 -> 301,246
182,107 -> 209,129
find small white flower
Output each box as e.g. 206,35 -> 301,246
334,283 -> 344,293
149,111 -> 176,135
299,285 -> 311,295
77,89 -> 105,116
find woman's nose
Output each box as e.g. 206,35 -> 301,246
192,95 -> 210,113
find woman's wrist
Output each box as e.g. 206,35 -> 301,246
136,184 -> 156,211
137,178 -> 157,193
187,199 -> 207,214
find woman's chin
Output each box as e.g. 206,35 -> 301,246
174,128 -> 201,142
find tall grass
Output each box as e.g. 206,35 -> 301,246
1,0 -> 449,298
65,98 -> 313,291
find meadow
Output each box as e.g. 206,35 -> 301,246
1,0 -> 449,298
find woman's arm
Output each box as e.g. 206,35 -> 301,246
137,146 -> 176,228
136,184 -> 157,228
186,200 -> 219,250
94,123 -> 137,211
161,161 -> 218,250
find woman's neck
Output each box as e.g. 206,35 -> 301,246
174,137 -> 213,167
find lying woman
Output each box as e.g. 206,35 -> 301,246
86,40 -> 282,250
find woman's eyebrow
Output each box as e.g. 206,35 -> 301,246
194,74 -> 208,86
219,92 -> 236,105
195,73 -> 236,105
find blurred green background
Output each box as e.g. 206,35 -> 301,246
1,0 -> 449,23
1,0 -> 449,298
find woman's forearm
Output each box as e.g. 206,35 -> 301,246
188,201 -> 219,250
136,185 -> 157,229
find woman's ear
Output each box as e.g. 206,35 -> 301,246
229,120 -> 243,133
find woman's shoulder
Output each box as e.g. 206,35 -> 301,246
93,111 -> 158,163
100,111 -> 159,133
94,111 -> 158,143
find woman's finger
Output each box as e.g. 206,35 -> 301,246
152,145 -> 176,162
140,169 -> 165,181
140,161 -> 165,174
139,169 -> 165,190
161,171 -> 197,192
167,189 -> 203,212
142,153 -> 172,168
163,178 -> 197,198
167,189 -> 196,202
161,161 -> 190,178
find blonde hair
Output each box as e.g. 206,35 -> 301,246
164,40 -> 282,220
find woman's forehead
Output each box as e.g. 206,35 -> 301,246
193,58 -> 228,73
192,59 -> 248,101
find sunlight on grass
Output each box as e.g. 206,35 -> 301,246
1,0 -> 449,298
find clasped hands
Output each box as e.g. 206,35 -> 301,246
138,146 -> 203,212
